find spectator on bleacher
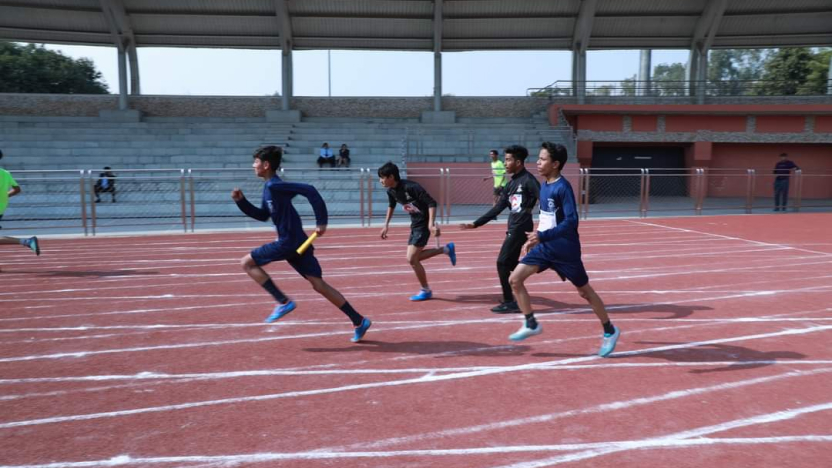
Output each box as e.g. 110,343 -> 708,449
482,149 -> 507,206
0,149 -> 40,257
94,166 -> 117,203
338,144 -> 351,168
317,142 -> 335,169
773,153 -> 799,212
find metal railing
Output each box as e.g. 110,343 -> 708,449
528,79 -> 832,98
577,168 -> 832,219
2,167 -> 830,235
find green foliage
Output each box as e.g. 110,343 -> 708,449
651,63 -> 686,96
646,47 -> 830,97
755,47 -> 816,95
0,41 -> 109,94
707,49 -> 767,95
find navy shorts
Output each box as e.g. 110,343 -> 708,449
251,240 -> 323,278
408,226 -> 431,247
520,245 -> 589,288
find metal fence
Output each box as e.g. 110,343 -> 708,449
577,168 -> 832,219
2,167 -> 830,235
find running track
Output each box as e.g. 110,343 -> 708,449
1,213 -> 831,467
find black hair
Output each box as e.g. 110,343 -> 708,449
541,141 -> 568,171
489,149 -> 498,156
0,149 -> 3,160
377,161 -> 401,182
253,145 -> 283,170
504,145 -> 529,162
779,153 -> 788,158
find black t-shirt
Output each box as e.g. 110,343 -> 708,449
473,168 -> 540,233
340,149 -> 350,159
387,179 -> 437,228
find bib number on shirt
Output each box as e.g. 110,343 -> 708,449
403,203 -> 421,214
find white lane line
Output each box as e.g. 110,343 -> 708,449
1,324 -> 830,430
2,285 -> 829,363
4,360 -> 832,387
2,435 -> 831,467
490,402 -> 832,468
627,220 -> 832,257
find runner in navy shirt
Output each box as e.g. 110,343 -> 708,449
233,146 -> 371,342
507,142 -> 620,357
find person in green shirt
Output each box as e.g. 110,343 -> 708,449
483,149 -> 508,206
0,150 -> 40,256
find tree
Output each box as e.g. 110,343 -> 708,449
707,49 -> 767,95
801,48 -> 831,95
756,47 -> 816,95
651,63 -> 686,96
0,42 -> 109,94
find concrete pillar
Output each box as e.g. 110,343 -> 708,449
433,52 -> 442,112
828,55 -> 832,95
116,47 -> 128,110
571,49 -> 587,104
281,50 -> 293,111
686,48 -> 708,103
127,44 -> 140,95
638,50 -> 651,96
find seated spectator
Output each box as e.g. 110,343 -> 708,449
317,142 -> 335,169
338,144 -> 351,168
94,166 -> 116,203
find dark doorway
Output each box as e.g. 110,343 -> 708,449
589,146 -> 687,200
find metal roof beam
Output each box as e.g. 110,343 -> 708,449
571,0 -> 597,53
691,0 -> 727,53
687,0 -> 727,102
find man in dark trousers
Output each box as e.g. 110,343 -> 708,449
773,153 -> 799,212
459,145 -> 540,313
94,167 -> 116,203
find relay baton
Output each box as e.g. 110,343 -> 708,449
296,232 -> 318,255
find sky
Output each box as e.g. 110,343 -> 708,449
43,44 -> 690,97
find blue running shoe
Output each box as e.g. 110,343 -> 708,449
410,290 -> 433,301
446,242 -> 456,266
351,318 -> 372,343
265,301 -> 296,323
27,237 -> 40,256
598,327 -> 621,357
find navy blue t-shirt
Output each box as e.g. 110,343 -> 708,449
535,176 -> 582,261
236,175 -> 328,247
773,159 -> 799,181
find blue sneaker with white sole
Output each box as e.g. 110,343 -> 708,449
598,327 -> 621,357
351,318 -> 372,343
446,242 -> 456,266
410,290 -> 433,301
265,301 -> 296,323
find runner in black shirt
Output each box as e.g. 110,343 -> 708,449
378,162 -> 457,301
460,145 -> 540,313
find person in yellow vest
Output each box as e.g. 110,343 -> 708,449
483,149 -> 508,206
0,150 -> 40,256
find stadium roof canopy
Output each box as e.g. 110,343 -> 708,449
1,0 -> 831,52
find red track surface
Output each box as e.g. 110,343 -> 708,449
2,213 -> 832,467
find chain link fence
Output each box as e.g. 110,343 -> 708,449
2,167 -> 831,235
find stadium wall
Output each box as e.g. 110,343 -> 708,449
0,94 -> 551,119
